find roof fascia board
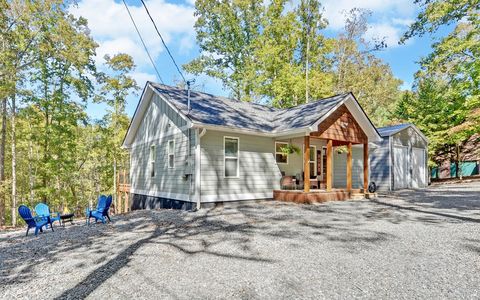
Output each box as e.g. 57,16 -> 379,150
122,84 -> 152,148
308,97 -> 347,132
192,124 -> 308,138
344,96 -> 382,142
308,94 -> 382,142
150,84 -> 193,127
395,124 -> 429,143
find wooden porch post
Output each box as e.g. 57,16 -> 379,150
363,143 -> 369,193
347,142 -> 352,192
304,136 -> 310,192
326,139 -> 332,191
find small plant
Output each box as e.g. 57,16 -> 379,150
336,145 -> 348,154
279,144 -> 301,155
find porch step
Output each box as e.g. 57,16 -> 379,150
351,193 -> 366,200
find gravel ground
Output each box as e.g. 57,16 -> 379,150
1,183 -> 480,299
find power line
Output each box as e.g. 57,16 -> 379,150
139,0 -> 187,84
122,0 -> 164,84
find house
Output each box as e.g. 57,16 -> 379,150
122,82 -> 384,210
370,123 -> 429,191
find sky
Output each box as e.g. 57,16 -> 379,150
69,0 -> 445,120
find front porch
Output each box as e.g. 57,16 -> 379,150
273,103 -> 370,202
273,188 -> 366,203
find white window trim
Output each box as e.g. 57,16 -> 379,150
275,141 -> 289,164
149,145 -> 156,177
224,136 -> 240,178
168,139 -> 175,169
302,145 -> 317,177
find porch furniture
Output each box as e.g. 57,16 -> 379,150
280,176 -> 296,190
296,173 -> 320,189
86,195 -> 113,225
310,178 -> 319,189
35,203 -> 61,228
18,205 -> 53,236
60,213 -> 75,227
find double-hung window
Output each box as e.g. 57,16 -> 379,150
224,137 -> 239,178
149,145 -> 156,177
168,140 -> 175,169
275,142 -> 288,164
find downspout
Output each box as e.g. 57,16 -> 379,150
389,136 -> 392,191
196,128 -> 207,210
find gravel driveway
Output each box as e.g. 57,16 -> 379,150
1,182 -> 480,299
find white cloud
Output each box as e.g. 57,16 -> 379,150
70,0 -> 196,70
321,0 -> 416,48
364,23 -> 402,48
131,71 -> 158,86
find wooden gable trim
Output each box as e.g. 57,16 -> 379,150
310,104 -> 368,144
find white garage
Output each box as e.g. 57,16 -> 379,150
370,123 -> 428,191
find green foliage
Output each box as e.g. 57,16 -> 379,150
333,9 -> 402,126
186,1 -> 400,119
185,0 -> 263,101
278,143 -> 300,155
185,0 -> 335,105
397,0 -> 479,165
0,1 -> 138,226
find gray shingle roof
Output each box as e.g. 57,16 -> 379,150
150,82 -> 349,133
377,123 -> 412,137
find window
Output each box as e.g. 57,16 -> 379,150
224,137 -> 239,178
149,145 -> 156,177
168,140 -> 175,169
275,142 -> 288,164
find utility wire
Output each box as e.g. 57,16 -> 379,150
139,0 -> 187,84
122,0 -> 164,84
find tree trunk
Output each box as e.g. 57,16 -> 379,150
28,138 -> 35,207
11,94 -> 17,227
113,157 -> 117,212
0,97 -> 6,226
305,32 -> 310,104
456,144 -> 461,179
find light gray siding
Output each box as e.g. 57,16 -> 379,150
275,137 -> 326,178
392,127 -> 427,148
199,130 -> 281,202
333,147 -> 364,189
129,93 -> 196,201
370,138 -> 391,191
391,128 -> 428,189
369,127 -> 428,191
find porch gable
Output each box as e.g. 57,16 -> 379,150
311,104 -> 368,145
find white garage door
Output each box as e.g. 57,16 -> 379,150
412,147 -> 426,188
394,146 -> 408,189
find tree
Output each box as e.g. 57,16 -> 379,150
23,3 -> 97,216
185,0 -> 263,101
297,0 -> 332,103
332,9 -> 402,126
399,0 -> 480,170
96,54 -> 139,211
186,0 -> 333,106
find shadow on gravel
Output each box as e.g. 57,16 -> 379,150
370,199 -> 480,223
0,216 -> 153,287
383,186 -> 480,211
53,224 -> 167,300
1,200 -> 414,297
464,238 -> 480,255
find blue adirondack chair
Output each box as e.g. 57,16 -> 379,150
86,195 -> 113,225
18,205 -> 53,236
34,203 -> 61,228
